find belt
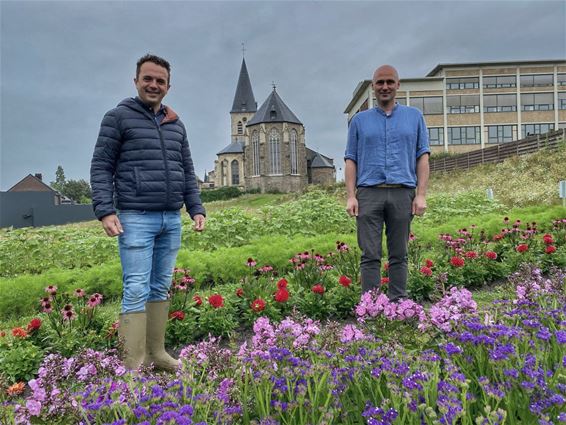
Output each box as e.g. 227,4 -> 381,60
375,184 -> 405,188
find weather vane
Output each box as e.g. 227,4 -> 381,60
272,81 -> 276,90
241,42 -> 246,57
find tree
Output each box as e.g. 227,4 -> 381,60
61,179 -> 92,204
51,165 -> 66,193
50,166 -> 92,204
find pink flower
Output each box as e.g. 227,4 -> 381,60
87,293 -> 103,308
45,285 -> 57,295
338,275 -> 352,287
485,251 -> 498,260
74,288 -> 85,298
246,257 -> 257,267
545,245 -> 557,254
450,257 -> 465,267
380,277 -> 389,285
516,244 -> 529,253
311,284 -> 325,295
169,310 -> 185,321
465,251 -> 478,259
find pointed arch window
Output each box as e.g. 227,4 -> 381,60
237,121 -> 243,135
252,130 -> 260,176
269,128 -> 281,175
231,160 -> 239,185
290,129 -> 298,174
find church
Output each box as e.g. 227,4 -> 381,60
211,57 -> 335,193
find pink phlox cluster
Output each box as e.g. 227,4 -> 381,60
513,267 -> 553,302
251,317 -> 277,350
340,324 -> 368,343
355,292 -> 425,323
178,336 -> 232,381
427,287 -> 478,333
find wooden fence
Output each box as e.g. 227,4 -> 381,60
430,129 -> 566,173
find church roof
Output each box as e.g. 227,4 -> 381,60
306,148 -> 335,168
247,88 -> 302,126
231,58 -> 257,113
217,141 -> 245,155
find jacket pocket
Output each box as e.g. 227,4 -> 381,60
134,167 -> 141,196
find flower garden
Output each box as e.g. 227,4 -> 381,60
1,183 -> 566,424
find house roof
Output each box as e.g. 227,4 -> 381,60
7,174 -> 57,192
306,147 -> 334,168
247,88 -> 302,126
217,141 -> 245,155
231,58 -> 257,113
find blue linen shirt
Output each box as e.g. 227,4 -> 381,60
344,104 -> 430,188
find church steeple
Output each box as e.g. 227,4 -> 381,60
231,58 -> 257,113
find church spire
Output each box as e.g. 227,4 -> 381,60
231,57 -> 257,113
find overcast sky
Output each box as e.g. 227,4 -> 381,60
1,0 -> 565,190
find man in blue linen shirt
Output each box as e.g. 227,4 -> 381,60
344,65 -> 430,300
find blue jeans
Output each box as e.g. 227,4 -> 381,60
118,210 -> 182,313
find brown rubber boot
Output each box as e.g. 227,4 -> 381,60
118,311 -> 146,371
144,300 -> 180,372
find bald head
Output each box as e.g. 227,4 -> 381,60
372,65 -> 399,83
372,65 -> 400,111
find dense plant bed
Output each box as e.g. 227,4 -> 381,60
1,265 -> 564,424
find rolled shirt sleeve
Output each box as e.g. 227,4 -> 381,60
344,115 -> 358,163
416,113 -> 431,159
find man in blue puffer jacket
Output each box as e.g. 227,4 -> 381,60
90,54 -> 205,372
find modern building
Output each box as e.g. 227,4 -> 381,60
344,59 -> 566,153
214,57 -> 335,192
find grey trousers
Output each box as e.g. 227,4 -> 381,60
356,186 -> 415,301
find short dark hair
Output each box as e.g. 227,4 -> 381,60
136,54 -> 171,83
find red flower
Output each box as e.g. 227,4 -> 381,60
235,288 -> 244,298
312,284 -> 325,295
465,251 -> 478,259
420,266 -> 433,277
251,298 -> 266,312
193,295 -> 203,306
543,234 -> 554,245
425,259 -> 434,268
485,251 -> 498,260
208,294 -> 224,309
274,288 -> 289,303
27,318 -> 42,332
380,277 -> 389,285
450,257 -> 465,268
0,331 -> 6,337
169,310 -> 185,321
516,244 -> 529,253
276,278 -> 288,289
493,233 -> 504,242
7,382 -> 25,396
338,275 -> 352,287
383,262 -> 389,271
545,245 -> 557,254
11,327 -> 27,338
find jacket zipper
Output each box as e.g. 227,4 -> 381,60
154,116 -> 171,207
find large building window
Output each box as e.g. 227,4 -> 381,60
231,160 -> 239,185
447,95 -> 480,114
522,123 -> 555,136
558,74 -> 566,87
237,121 -> 243,135
521,93 -> 554,111
446,77 -> 479,90
520,74 -> 553,87
558,92 -> 566,110
428,127 -> 444,146
410,97 -> 443,115
290,129 -> 298,174
486,125 -> 517,144
448,126 -> 481,145
251,130 -> 260,176
484,94 -> 517,112
483,75 -> 516,88
269,128 -> 281,175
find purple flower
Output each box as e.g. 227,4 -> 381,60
555,330 -> 566,344
26,399 -> 42,416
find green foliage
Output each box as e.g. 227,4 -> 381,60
430,144 -> 566,208
200,186 -> 243,203
420,190 -> 505,225
61,179 -> 92,204
0,341 -> 43,383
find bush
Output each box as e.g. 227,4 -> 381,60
200,186 -> 243,203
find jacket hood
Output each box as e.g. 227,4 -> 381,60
117,97 -> 179,124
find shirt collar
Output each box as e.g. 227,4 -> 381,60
375,102 -> 399,116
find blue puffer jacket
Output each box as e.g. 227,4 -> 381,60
90,97 -> 205,220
